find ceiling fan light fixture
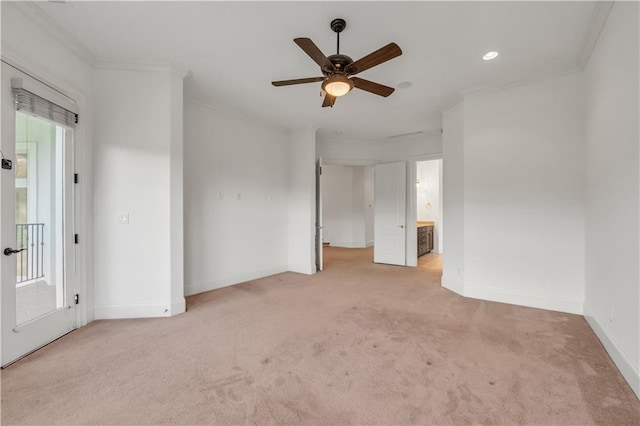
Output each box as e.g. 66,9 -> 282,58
322,75 -> 353,97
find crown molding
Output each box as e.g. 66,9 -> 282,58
1,43 -> 86,103
576,1 -> 615,70
440,1 -> 613,114
287,126 -> 318,137
459,66 -> 582,100
439,67 -> 580,114
439,94 -> 464,115
13,2 -> 96,67
322,159 -> 381,167
319,135 -> 390,145
95,60 -> 192,78
319,127 -> 439,146
10,2 -> 196,79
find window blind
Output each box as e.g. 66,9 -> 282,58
13,87 -> 77,128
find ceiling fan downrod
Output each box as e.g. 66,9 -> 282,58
330,18 -> 346,56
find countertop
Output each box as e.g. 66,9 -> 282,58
417,221 -> 434,227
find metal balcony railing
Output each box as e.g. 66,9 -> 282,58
16,223 -> 45,283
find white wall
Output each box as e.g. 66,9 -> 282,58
583,2 -> 639,398
322,165 -> 355,247
353,166 -> 374,247
169,71 -> 185,307
318,133 -> 442,165
322,165 -> 374,248
288,128 -> 317,274
363,166 -> 374,245
463,73 -> 586,314
417,159 -> 443,253
442,72 -> 587,314
1,2 -> 95,324
93,67 -> 185,318
442,102 -> 465,294
183,101 -> 290,295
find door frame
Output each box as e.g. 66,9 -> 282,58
316,158 -> 379,267
408,153 -> 443,267
315,157 -> 323,272
0,54 -> 90,347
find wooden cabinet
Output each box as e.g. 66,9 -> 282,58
417,225 -> 434,257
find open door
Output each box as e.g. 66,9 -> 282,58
374,161 -> 406,266
315,157 -> 323,271
1,63 -> 77,365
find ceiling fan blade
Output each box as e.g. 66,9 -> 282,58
345,43 -> 402,76
294,38 -> 336,73
322,93 -> 336,108
272,77 -> 325,87
351,77 -> 395,97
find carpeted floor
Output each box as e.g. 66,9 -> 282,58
1,247 -> 639,425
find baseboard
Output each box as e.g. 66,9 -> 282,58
366,240 -> 374,248
86,306 -> 95,324
464,285 -> 583,315
442,277 -> 584,315
95,301 -> 181,319
441,274 -> 464,295
171,298 -> 186,315
584,308 -> 640,400
287,262 -> 315,275
328,240 -> 368,249
184,265 -> 289,296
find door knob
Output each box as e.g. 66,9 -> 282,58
399,225 -> 404,229
4,247 -> 26,256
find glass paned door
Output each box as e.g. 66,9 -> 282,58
1,63 -> 76,366
14,112 -> 66,325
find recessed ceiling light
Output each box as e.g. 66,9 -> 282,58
483,51 -> 499,61
398,81 -> 412,89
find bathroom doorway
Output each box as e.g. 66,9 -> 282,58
415,159 -> 443,269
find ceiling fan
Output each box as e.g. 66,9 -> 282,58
272,18 -> 402,108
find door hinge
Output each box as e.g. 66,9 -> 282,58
74,114 -> 79,124
74,234 -> 79,244
74,173 -> 79,184
74,294 -> 79,305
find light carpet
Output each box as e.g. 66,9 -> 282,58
1,247 -> 639,424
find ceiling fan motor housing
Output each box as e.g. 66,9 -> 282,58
323,54 -> 353,75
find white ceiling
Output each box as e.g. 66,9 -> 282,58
30,1 -> 596,142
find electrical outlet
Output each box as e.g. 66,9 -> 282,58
609,307 -> 614,324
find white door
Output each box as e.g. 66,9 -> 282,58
374,162 -> 406,265
315,157 -> 323,271
1,63 -> 77,366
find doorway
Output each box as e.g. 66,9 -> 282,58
319,163 -> 375,269
1,64 -> 77,366
415,159 -> 443,267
